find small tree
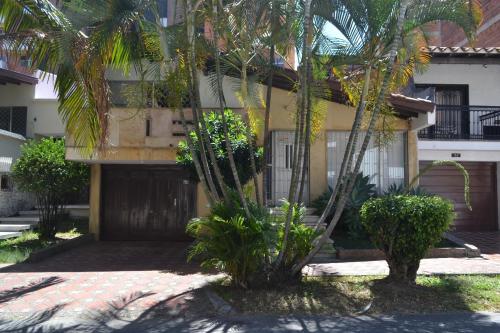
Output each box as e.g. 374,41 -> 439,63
177,110 -> 263,192
361,195 -> 454,284
12,138 -> 89,240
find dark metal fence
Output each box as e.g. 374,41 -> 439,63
418,105 -> 500,140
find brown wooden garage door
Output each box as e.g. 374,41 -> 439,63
101,165 -> 197,241
419,161 -> 498,231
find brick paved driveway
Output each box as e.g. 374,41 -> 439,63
0,242 -> 220,317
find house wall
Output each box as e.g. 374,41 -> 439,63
71,77 -> 417,238
0,131 -> 33,216
0,73 -> 63,138
414,63 -> 500,106
0,72 -> 63,216
415,62 -> 500,162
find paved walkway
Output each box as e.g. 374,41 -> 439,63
305,257 -> 500,276
0,242 -> 221,317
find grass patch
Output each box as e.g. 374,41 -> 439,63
212,275 -> 500,315
0,218 -> 88,263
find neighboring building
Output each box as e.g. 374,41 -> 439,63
423,0 -> 500,47
414,46 -> 500,232
66,68 -> 435,241
0,68 -> 63,216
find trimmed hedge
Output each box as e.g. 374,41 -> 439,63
360,195 -> 454,283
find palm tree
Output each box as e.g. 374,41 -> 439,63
0,0 -> 156,152
290,0 -> 481,275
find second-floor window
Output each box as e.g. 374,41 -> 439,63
0,107 -> 27,136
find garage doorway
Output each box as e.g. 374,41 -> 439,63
101,165 -> 197,241
419,161 -> 498,231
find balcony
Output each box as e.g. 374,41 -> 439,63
418,105 -> 500,141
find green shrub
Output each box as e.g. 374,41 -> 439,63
12,138 -> 89,240
360,195 -> 454,284
187,197 -> 320,287
176,109 -> 263,190
384,183 -> 430,196
275,201 -> 320,271
311,173 -> 376,238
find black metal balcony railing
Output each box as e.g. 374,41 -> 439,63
418,105 -> 500,141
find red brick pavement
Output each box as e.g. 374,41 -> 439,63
0,242 -> 220,315
452,232 -> 500,261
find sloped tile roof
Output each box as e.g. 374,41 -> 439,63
423,46 -> 500,57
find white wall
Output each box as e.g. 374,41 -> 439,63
0,72 -> 63,138
414,63 -> 500,105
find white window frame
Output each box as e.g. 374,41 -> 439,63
327,131 -> 407,192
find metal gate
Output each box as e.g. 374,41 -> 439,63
271,131 -> 309,205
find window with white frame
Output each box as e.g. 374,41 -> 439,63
327,131 -> 406,191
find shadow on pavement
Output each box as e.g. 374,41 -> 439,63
0,242 -> 213,275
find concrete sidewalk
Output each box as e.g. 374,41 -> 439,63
305,257 -> 500,276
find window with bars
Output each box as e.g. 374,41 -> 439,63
327,131 -> 406,191
0,107 -> 27,136
0,174 -> 12,192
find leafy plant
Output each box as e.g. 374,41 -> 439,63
311,173 -> 376,238
360,195 -> 454,284
177,110 -> 264,191
275,201 -> 320,272
12,138 -> 89,240
384,183 -> 430,196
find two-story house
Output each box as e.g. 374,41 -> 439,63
65,65 -> 435,241
414,46 -> 500,232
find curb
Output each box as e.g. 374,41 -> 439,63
444,232 -> 481,257
204,288 -> 237,315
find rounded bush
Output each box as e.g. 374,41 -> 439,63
360,195 -> 454,283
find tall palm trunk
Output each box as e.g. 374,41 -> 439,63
241,61 -> 262,205
293,0 -> 410,276
313,66 -> 372,230
275,0 -> 311,268
184,0 -> 220,201
179,106 -> 216,205
262,43 -> 274,207
212,0 -> 251,217
297,12 -> 314,204
154,7 -> 215,205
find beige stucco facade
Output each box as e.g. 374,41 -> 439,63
71,82 -> 424,240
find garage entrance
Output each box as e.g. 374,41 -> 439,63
419,161 -> 498,231
101,165 -> 197,241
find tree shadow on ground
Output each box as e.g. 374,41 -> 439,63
1,285 -> 499,332
0,304 -> 71,333
0,276 -> 65,304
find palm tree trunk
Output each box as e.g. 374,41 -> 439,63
275,0 -> 311,268
212,0 -> 251,217
179,106 -> 216,205
262,43 -> 275,207
292,0 -> 410,276
185,0 -> 221,201
313,66 -> 372,230
154,4 -> 215,204
241,62 -> 261,205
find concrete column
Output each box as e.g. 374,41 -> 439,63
89,164 -> 101,240
407,130 -> 419,184
309,131 -> 327,202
